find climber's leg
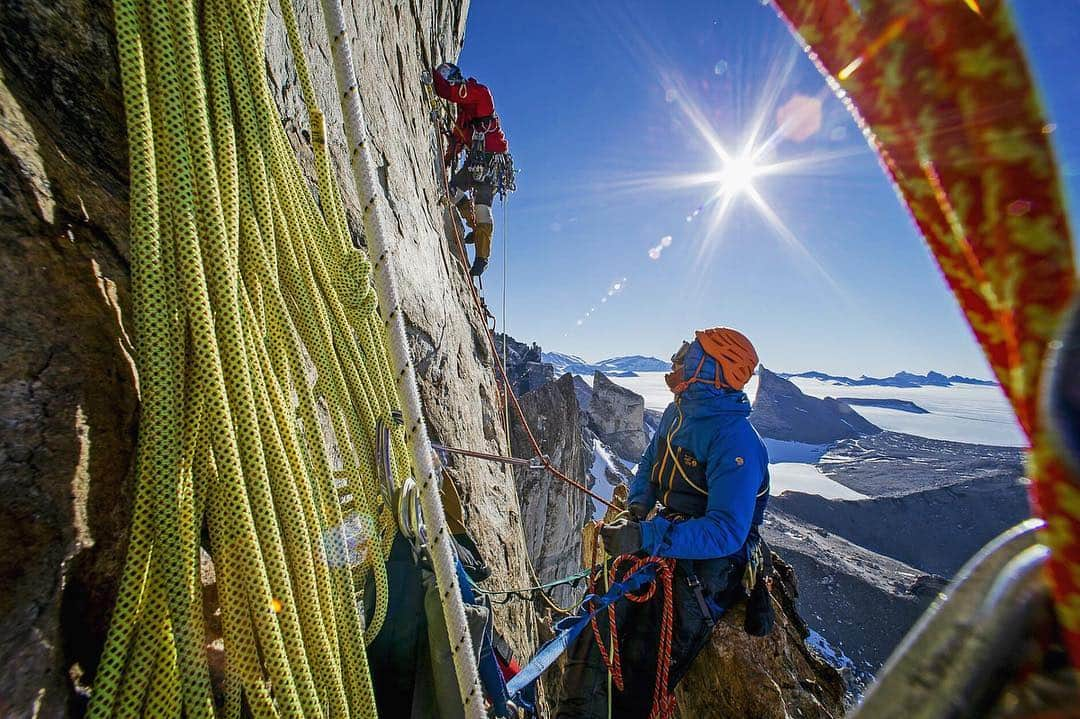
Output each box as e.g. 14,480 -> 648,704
468,181 -> 495,276
448,165 -> 477,230
469,211 -> 492,276
668,558 -> 741,689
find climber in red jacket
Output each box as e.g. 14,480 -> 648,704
427,62 -> 511,277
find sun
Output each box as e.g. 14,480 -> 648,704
721,153 -> 759,195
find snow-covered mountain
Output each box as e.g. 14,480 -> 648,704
594,355 -> 671,372
542,351 -> 587,373
542,351 -> 669,376
780,370 -> 996,388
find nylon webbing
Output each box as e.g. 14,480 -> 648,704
90,0 -> 420,714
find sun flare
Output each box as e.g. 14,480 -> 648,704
720,153 -> 759,195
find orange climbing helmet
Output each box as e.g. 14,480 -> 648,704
666,327 -> 759,394
696,327 -> 758,390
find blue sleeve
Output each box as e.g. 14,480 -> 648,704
639,427 -> 764,559
628,405 -> 670,509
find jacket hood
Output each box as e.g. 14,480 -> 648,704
676,340 -> 752,418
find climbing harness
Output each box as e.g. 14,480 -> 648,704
463,149 -> 517,198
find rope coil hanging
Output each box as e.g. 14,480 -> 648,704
586,534 -> 677,719
91,0 -> 479,714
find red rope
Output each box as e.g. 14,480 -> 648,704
428,108 -> 618,512
587,529 -> 678,718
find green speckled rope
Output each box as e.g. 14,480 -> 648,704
90,0 -> 413,714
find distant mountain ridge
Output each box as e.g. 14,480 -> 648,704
780,370 -> 997,388
543,352 -> 669,375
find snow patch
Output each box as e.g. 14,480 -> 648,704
769,463 -> 868,500
762,438 -> 830,463
806,629 -> 856,673
588,438 -> 626,519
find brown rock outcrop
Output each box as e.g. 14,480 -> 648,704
751,367 -> 880,444
510,374 -> 591,608
677,555 -> 846,718
587,371 -> 648,462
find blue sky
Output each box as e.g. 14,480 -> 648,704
457,1 -> 1079,378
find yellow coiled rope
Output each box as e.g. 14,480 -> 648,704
90,0 -> 411,715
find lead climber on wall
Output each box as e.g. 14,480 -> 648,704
425,61 -> 511,277
556,327 -> 774,719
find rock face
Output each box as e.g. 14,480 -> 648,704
1,3 -> 139,715
819,430 -> 1025,497
836,397 -> 929,413
583,428 -> 634,520
677,554 -> 846,718
571,374 -> 594,412
509,374 -> 591,608
751,367 -> 881,444
644,407 -> 664,439
766,430 -> 1027,671
0,0 -> 546,715
587,371 -> 648,462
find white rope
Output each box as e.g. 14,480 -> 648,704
502,195 -> 510,443
316,2 -> 485,715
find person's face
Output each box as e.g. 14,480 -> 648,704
665,340 -> 691,393
670,340 -> 691,373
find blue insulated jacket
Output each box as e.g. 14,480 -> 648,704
629,341 -> 770,560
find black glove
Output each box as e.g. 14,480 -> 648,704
600,518 -> 642,557
628,502 -> 650,521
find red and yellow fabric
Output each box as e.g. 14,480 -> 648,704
771,0 -> 1078,657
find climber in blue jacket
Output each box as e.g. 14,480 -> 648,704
557,327 -> 771,719
618,327 -> 769,562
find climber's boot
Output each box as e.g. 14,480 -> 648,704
470,223 -> 493,276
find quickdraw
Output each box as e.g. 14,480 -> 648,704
464,149 -> 517,198
479,296 -> 497,331
466,569 -> 592,606
432,442 -> 549,470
